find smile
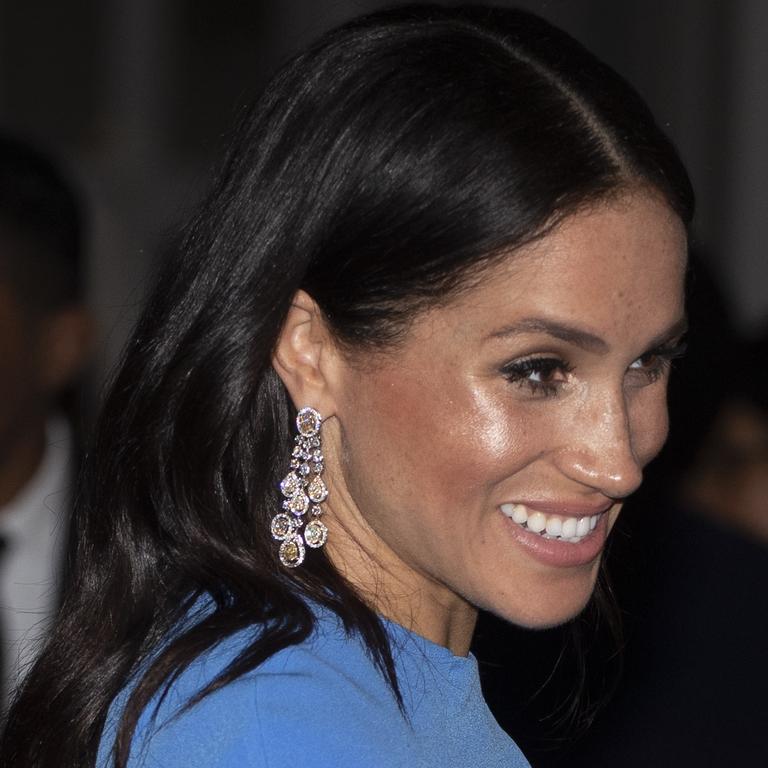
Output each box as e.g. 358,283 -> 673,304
500,503 -> 601,544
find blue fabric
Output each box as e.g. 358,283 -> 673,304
97,604 -> 530,767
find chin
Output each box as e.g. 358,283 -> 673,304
487,568 -> 600,630
518,599 -> 593,631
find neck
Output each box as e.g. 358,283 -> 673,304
385,592 -> 478,656
0,420 -> 47,510
326,500 -> 479,656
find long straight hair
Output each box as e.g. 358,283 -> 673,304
1,5 -> 693,767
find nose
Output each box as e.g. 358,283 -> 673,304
556,389 -> 644,499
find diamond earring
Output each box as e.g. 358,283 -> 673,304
270,407 -> 329,567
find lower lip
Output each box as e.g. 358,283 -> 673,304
500,510 -> 611,568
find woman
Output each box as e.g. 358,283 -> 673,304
1,5 -> 692,767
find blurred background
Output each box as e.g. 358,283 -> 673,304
0,1 -> 766,766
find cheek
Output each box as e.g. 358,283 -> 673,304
339,369 -> 445,510
458,387 -> 559,480
341,367 -> 536,511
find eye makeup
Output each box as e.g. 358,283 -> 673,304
499,336 -> 688,398
627,337 -> 688,385
500,356 -> 574,397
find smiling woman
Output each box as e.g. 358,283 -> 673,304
0,5 -> 692,768
285,191 -> 687,641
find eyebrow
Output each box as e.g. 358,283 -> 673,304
486,316 -> 688,354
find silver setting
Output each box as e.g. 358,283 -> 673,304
279,535 -> 305,568
270,513 -> 296,541
271,407 -> 329,567
304,518 -> 328,549
306,475 -> 328,504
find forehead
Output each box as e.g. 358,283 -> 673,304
436,191 -> 687,344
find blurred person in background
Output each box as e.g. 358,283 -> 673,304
0,135 -> 92,713
680,328 -> 768,544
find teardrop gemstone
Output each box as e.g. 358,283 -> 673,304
307,475 -> 328,504
280,471 -> 301,498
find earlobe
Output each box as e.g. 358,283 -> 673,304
272,290 -> 339,416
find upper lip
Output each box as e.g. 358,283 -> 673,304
501,499 -> 614,517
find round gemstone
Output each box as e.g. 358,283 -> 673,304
296,407 -> 321,437
286,492 -> 309,516
270,513 -> 295,540
307,475 -> 328,504
304,519 -> 328,549
279,535 -> 305,567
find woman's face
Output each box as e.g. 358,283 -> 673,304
325,190 -> 687,632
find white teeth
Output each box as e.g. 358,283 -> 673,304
527,512 -> 547,533
500,502 -> 603,544
561,517 -> 578,538
545,517 -> 562,537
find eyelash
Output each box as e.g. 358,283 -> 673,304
501,341 -> 688,398
627,340 -> 687,384
501,357 -> 573,397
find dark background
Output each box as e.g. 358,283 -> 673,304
0,0 -> 765,384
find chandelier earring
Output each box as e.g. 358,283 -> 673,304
270,407 -> 329,568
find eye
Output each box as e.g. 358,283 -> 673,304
628,353 -> 668,384
501,356 -> 574,397
627,340 -> 688,386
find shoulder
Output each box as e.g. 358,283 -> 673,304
100,614 -> 416,768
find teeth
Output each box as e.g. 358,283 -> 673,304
545,517 -> 562,537
500,502 -> 603,544
527,512 -> 547,533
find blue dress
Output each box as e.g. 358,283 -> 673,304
97,603 -> 530,767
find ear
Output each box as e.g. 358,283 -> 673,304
37,306 -> 94,394
272,290 -> 342,417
